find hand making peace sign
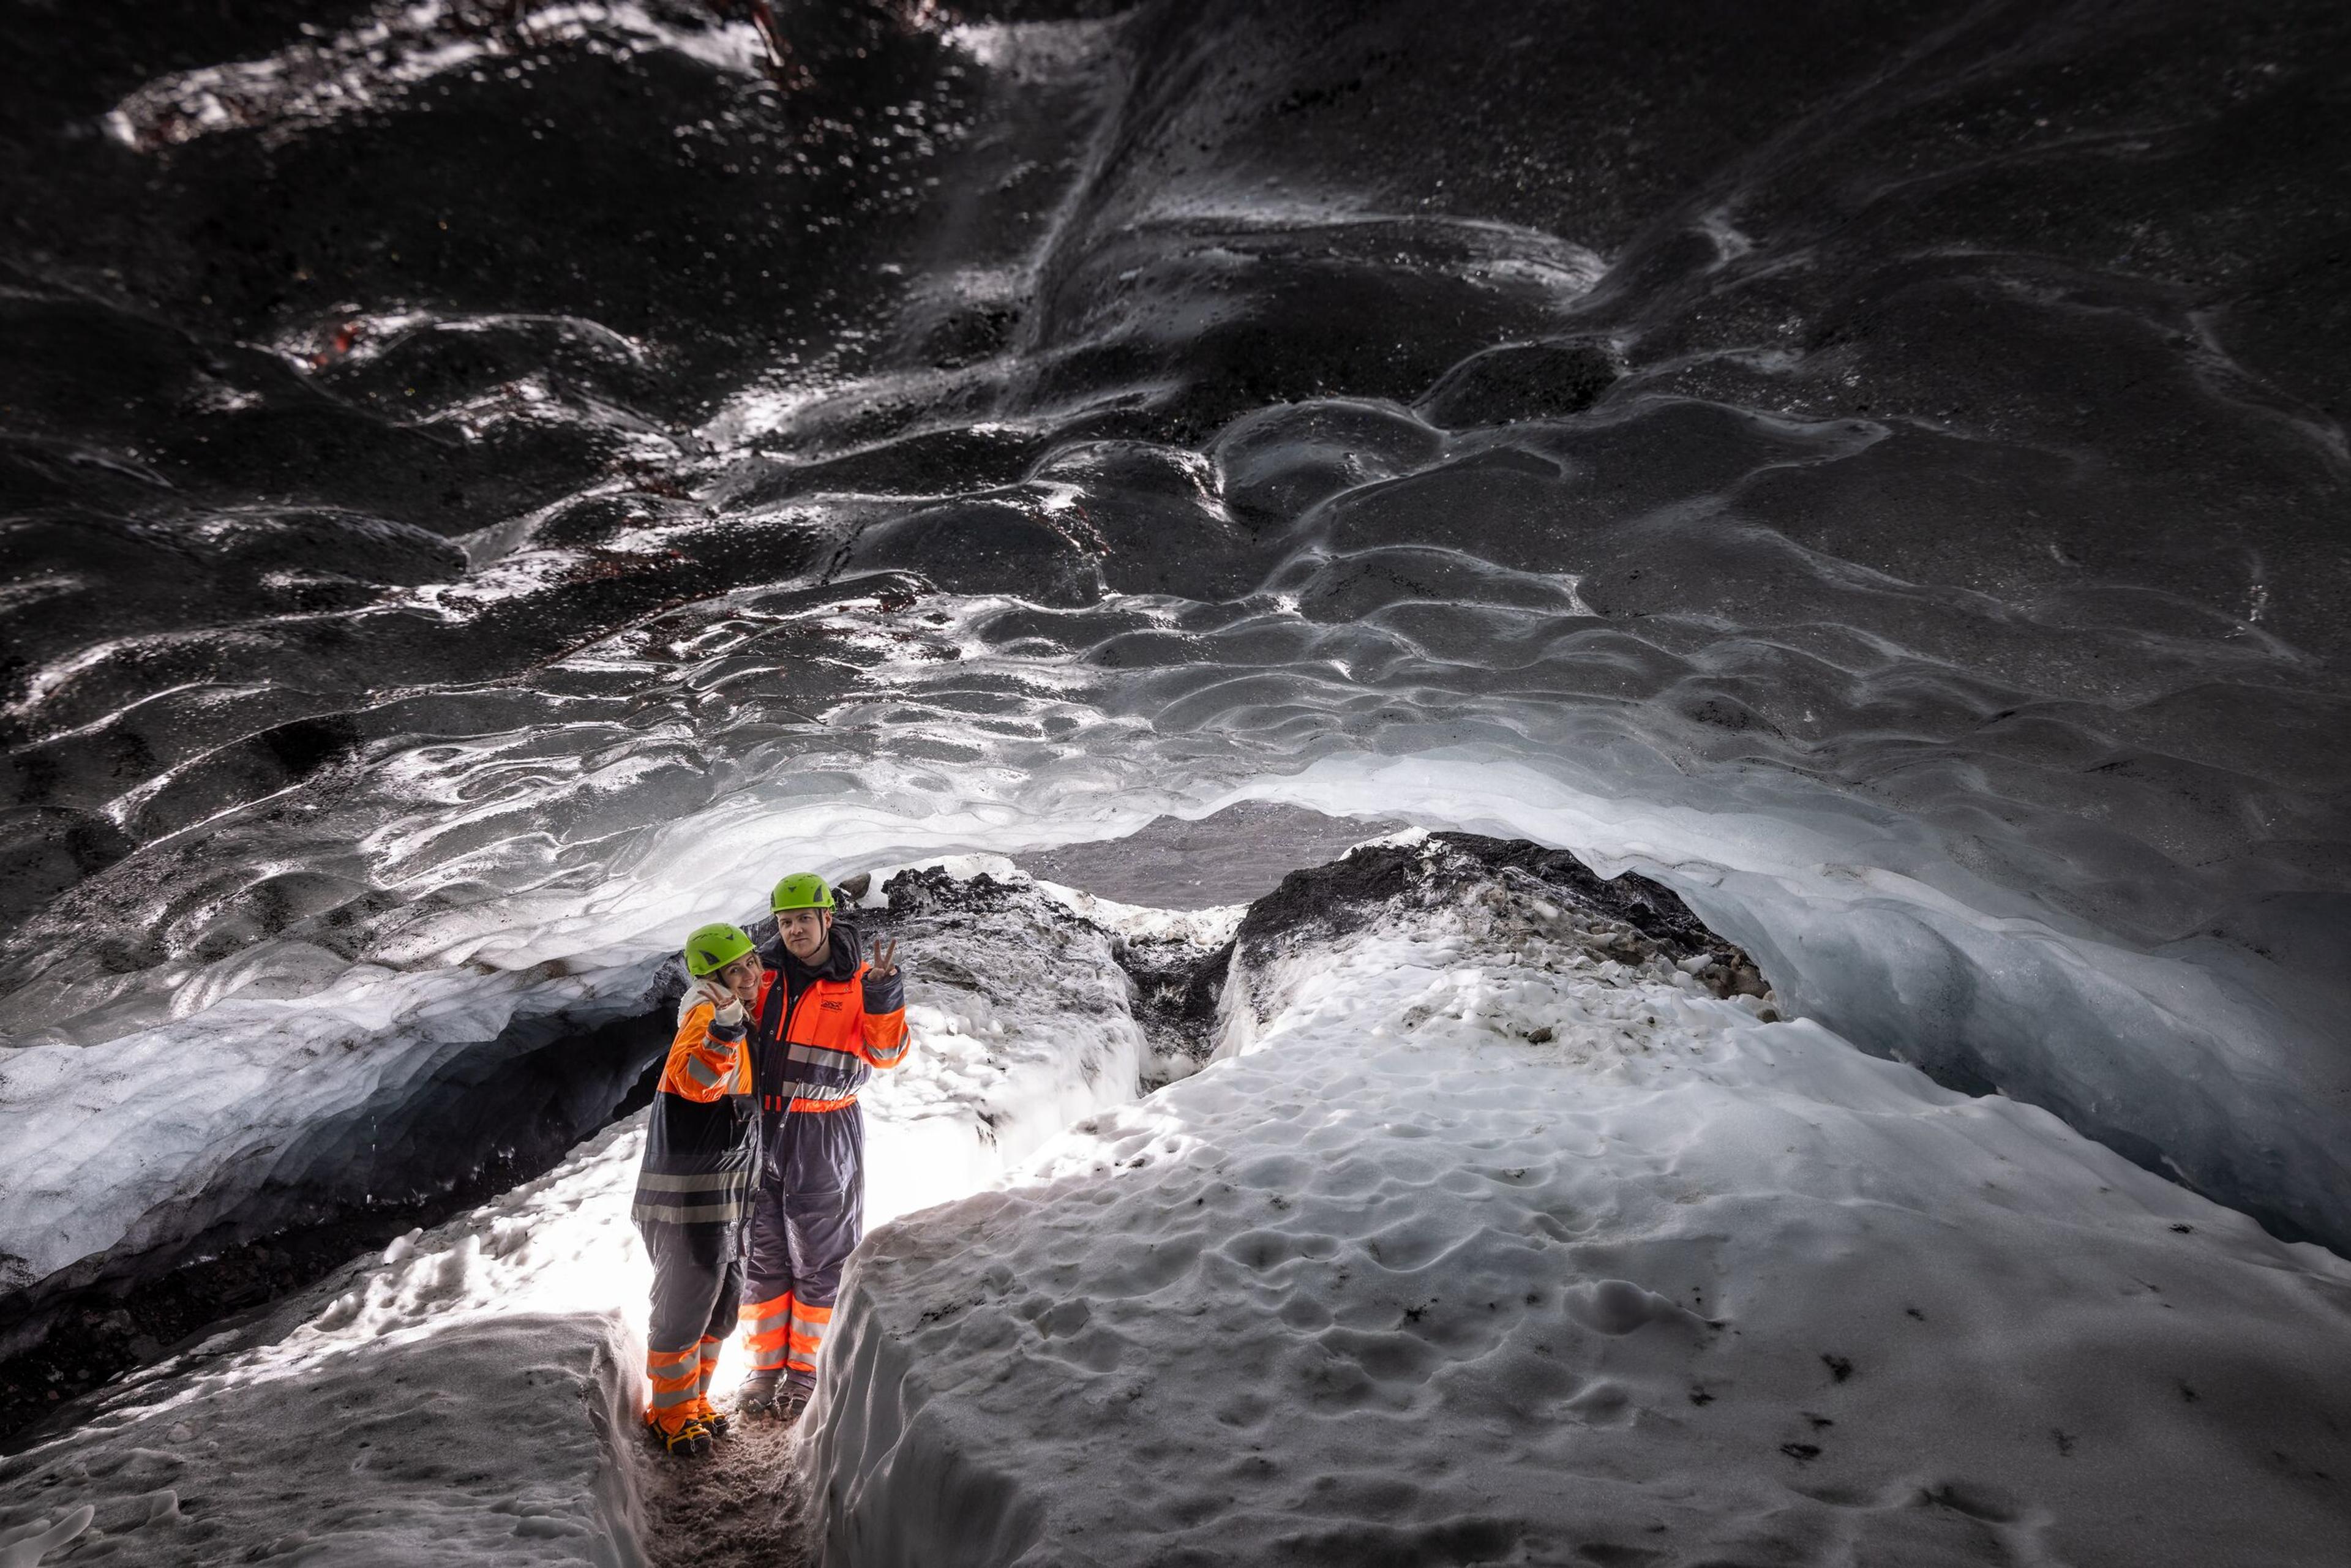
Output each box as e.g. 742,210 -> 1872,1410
871,936 -> 900,978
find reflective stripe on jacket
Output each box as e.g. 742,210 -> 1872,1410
632,990 -> 756,1228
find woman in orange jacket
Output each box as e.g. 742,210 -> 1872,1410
631,922 -> 762,1458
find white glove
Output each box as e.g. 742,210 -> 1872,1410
693,978 -> 746,1026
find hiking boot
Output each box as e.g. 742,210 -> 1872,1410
774,1386 -> 813,1427
733,1373 -> 781,1419
694,1398 -> 731,1440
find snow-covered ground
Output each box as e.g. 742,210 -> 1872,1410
853,859 -> 1166,1228
809,854 -> 2351,1567
9,849 -> 2346,1566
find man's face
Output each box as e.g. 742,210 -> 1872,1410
778,907 -> 831,962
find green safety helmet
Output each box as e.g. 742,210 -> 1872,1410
771,872 -> 836,913
683,922 -> 757,978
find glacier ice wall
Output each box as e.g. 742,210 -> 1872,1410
1,0 -> 2346,1322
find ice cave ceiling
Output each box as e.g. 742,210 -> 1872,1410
0,0 -> 2346,1327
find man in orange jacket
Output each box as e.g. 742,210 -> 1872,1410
737,872 -> 909,1422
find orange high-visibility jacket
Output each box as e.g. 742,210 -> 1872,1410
631,988 -> 757,1227
750,926 -> 908,1114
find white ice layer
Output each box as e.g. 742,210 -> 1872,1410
808,881 -> 2351,1567
0,814 -> 1154,1299
0,958 -> 626,1297
7,740 -> 2341,1321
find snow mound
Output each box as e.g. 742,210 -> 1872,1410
856,861 -> 1151,1227
806,867 -> 2351,1567
0,1117 -> 654,1566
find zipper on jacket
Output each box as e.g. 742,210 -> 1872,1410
760,970 -> 827,1114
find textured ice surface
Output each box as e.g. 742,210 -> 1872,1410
3,0 -> 2349,1334
809,859 -> 2351,1568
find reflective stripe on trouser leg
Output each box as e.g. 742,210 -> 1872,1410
741,1291 -> 794,1374
785,1298 -> 833,1380
696,1335 -> 721,1406
646,1346 -> 701,1434
743,1182 -> 795,1317
640,1212 -> 744,1430
752,1105 -> 866,1390
779,1181 -> 860,1391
